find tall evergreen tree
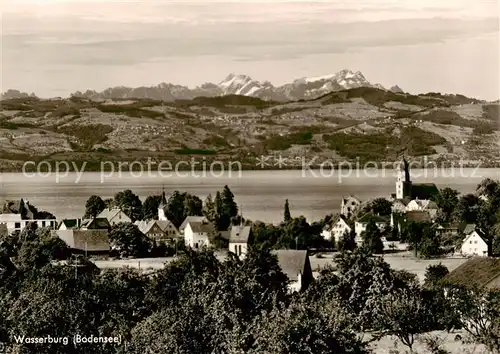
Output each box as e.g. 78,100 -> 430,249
142,195 -> 162,221
284,199 -> 291,222
361,220 -> 384,254
203,194 -> 217,222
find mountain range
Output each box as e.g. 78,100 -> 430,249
1,70 -> 403,101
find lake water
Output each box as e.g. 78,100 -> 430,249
1,168 -> 499,224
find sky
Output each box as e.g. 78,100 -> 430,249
1,0 -> 499,99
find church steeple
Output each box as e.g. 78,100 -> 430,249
158,186 -> 168,220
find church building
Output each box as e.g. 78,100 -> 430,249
393,157 -> 440,201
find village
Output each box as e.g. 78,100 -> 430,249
1,158 -> 499,295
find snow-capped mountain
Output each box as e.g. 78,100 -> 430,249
45,69 -> 402,101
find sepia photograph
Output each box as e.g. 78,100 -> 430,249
0,0 -> 499,353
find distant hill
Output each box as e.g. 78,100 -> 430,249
0,86 -> 498,171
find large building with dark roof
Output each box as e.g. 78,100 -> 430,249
444,257 -> 500,290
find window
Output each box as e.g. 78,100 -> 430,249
15,222 -> 21,229
470,241 -> 473,244
474,240 -> 477,244
195,243 -> 199,249
234,245 -> 238,254
238,245 -> 242,255
42,221 -> 46,227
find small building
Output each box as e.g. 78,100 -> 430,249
58,218 -> 83,230
435,223 -> 460,236
184,219 -> 213,249
460,229 -> 490,257
272,250 -> 313,293
354,213 -> 389,238
229,225 -> 251,259
340,195 -> 361,218
0,213 -> 58,234
53,229 -> 110,254
97,208 -> 131,226
322,215 -> 352,243
80,218 -> 111,230
391,199 -> 409,213
443,257 -> 500,290
135,219 -> 178,243
178,216 -> 208,236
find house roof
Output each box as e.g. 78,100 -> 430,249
97,208 -> 128,222
462,224 -> 477,235
53,229 -> 110,252
187,220 -> 213,233
135,220 -> 178,234
81,218 -> 110,229
179,216 -> 207,231
393,199 -> 410,206
444,257 -> 500,290
59,219 -> 79,229
405,211 -> 432,223
229,225 -> 251,243
357,212 -> 389,224
463,229 -> 488,244
411,183 -> 440,200
272,250 -> 311,282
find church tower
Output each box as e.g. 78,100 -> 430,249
158,187 -> 168,221
395,157 -> 412,199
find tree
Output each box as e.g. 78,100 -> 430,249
372,288 -> 434,352
142,195 -> 162,221
454,194 -> 481,224
203,194 -> 217,222
419,225 -> 442,259
109,222 -> 152,258
283,199 -> 291,222
361,220 -> 383,254
215,185 -> 238,231
368,198 -> 392,216
84,195 -> 106,218
183,194 -> 203,218
448,287 -> 500,352
436,187 -> 459,223
337,229 -> 356,252
114,190 -> 143,222
424,263 -> 449,288
476,178 -> 500,199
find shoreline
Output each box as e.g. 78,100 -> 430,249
2,162 -> 500,174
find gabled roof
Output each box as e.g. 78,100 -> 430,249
179,216 -> 207,231
81,218 -> 110,229
393,198 -> 410,206
444,257 -> 500,290
135,220 -> 178,234
357,212 -> 389,224
59,219 -> 79,229
272,250 -> 311,282
53,229 -> 110,252
97,208 -> 129,222
463,229 -> 488,244
187,220 -> 213,233
462,224 -> 477,235
229,225 -> 251,243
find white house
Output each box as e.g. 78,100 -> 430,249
97,208 -> 131,226
0,213 -> 58,234
354,213 -> 389,241
460,230 -> 490,257
340,195 -> 361,217
229,225 -> 251,259
272,250 -> 313,293
184,219 -> 213,249
391,199 -> 409,213
322,216 -> 351,243
405,199 -> 438,219
178,216 -> 208,236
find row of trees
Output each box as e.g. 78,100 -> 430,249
1,228 -> 498,354
83,185 -> 239,230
